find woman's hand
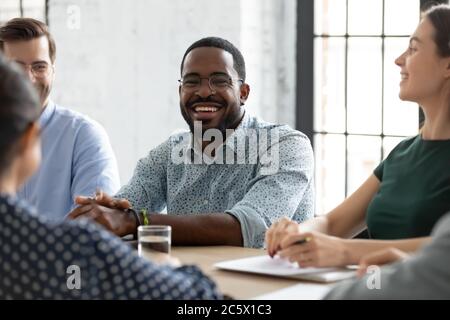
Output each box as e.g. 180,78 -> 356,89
265,217 -> 301,257
266,217 -> 350,267
277,231 -> 350,268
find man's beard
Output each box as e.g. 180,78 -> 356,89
180,94 -> 244,135
180,102 -> 241,138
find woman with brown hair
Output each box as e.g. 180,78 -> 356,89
266,4 -> 450,269
0,54 -> 220,299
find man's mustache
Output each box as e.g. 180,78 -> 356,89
186,97 -> 226,109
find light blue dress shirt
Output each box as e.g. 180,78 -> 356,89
18,101 -> 120,221
116,113 -> 315,248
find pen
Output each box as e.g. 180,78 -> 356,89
293,237 -> 312,245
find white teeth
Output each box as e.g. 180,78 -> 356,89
194,106 -> 219,112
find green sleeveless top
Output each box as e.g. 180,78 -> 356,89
366,135 -> 450,239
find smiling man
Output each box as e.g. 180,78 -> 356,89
0,18 -> 120,221
69,37 -> 314,248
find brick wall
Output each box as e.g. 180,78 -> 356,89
49,0 -> 296,183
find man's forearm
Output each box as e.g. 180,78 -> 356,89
137,212 -> 243,246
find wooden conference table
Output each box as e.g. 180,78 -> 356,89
170,246 -> 331,299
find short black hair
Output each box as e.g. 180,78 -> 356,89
180,37 -> 246,81
0,53 -> 40,175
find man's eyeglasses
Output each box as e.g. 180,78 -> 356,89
178,74 -> 243,93
15,61 -> 53,79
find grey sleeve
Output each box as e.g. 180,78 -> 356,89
325,213 -> 450,299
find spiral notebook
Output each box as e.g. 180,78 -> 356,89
214,255 -> 356,283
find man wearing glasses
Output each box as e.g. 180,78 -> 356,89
0,18 -> 120,221
69,37 -> 314,248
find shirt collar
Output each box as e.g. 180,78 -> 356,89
0,192 -> 18,206
224,112 -> 251,153
39,100 -> 56,129
0,192 -> 37,217
177,112 -> 252,163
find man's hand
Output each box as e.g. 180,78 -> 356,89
357,248 -> 409,277
67,202 -> 136,237
75,190 -> 131,210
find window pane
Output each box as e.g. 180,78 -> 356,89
348,0 -> 382,35
347,135 -> 381,194
384,38 -> 419,136
0,0 -> 20,23
314,0 -> 346,35
385,0 -> 420,35
23,0 -> 46,21
383,137 -> 405,160
347,38 -> 382,134
314,134 -> 346,215
314,38 -> 346,133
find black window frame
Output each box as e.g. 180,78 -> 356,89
1,0 -> 49,24
296,0 -> 442,199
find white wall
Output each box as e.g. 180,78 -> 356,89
48,0 -> 296,183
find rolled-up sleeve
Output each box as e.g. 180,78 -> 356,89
226,131 -> 315,248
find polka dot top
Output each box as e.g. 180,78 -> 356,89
0,194 -> 221,300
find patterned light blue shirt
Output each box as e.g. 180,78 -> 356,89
18,101 -> 120,222
116,114 -> 314,248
